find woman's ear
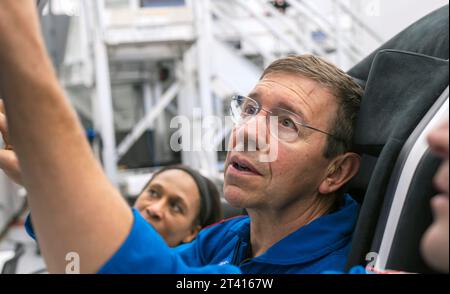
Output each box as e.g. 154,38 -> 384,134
319,152 -> 361,194
182,225 -> 202,244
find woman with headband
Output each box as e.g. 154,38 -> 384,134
134,165 -> 223,247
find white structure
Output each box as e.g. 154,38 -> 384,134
3,0 -> 445,203
39,0 -> 385,197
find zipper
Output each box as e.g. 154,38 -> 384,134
231,239 -> 242,266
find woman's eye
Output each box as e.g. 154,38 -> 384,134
148,189 -> 159,198
171,203 -> 183,214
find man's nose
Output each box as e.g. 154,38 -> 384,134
233,114 -> 270,151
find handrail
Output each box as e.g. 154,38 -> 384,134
285,0 -> 363,60
288,0 -> 383,44
212,0 -> 369,64
260,0 -> 361,62
211,3 -> 277,62
254,0 -> 328,56
231,0 -> 306,54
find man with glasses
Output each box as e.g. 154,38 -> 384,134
213,56 -> 362,273
0,1 -> 363,273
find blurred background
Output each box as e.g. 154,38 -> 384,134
0,0 -> 448,273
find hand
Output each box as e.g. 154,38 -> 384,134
0,100 -> 23,185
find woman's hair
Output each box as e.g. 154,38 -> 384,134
141,165 -> 223,227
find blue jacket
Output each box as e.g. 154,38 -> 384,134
26,194 -> 359,274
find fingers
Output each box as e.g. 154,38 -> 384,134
0,99 -> 5,114
0,111 -> 12,148
0,149 -> 15,167
434,159 -> 449,196
0,112 -> 6,134
0,148 -> 23,185
428,119 -> 449,159
0,100 -> 13,150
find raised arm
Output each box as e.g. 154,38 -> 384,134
0,0 -> 132,273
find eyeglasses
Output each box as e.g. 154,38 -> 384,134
230,95 -> 342,143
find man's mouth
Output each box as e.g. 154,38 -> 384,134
228,155 -> 262,176
232,161 -> 252,172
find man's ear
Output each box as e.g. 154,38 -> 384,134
182,225 -> 202,244
319,152 -> 361,194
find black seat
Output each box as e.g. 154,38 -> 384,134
345,5 -> 449,272
384,150 -> 443,273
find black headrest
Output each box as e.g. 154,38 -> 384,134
347,49 -> 448,202
353,50 -> 449,157
349,5 -> 449,83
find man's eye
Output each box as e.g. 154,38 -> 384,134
244,105 -> 257,115
279,118 -> 297,130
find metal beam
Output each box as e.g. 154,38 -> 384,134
92,0 -> 119,185
194,0 -> 219,176
117,82 -> 181,159
177,47 -> 199,169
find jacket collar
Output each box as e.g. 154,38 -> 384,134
228,194 -> 359,265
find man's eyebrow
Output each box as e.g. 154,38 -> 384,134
248,91 -> 260,100
248,91 -> 308,122
277,99 -> 308,121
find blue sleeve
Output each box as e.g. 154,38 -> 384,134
322,266 -> 371,274
173,241 -> 205,267
174,218 -> 244,268
24,214 -> 36,240
173,227 -> 219,267
98,209 -> 241,274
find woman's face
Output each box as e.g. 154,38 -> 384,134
134,169 -> 202,247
